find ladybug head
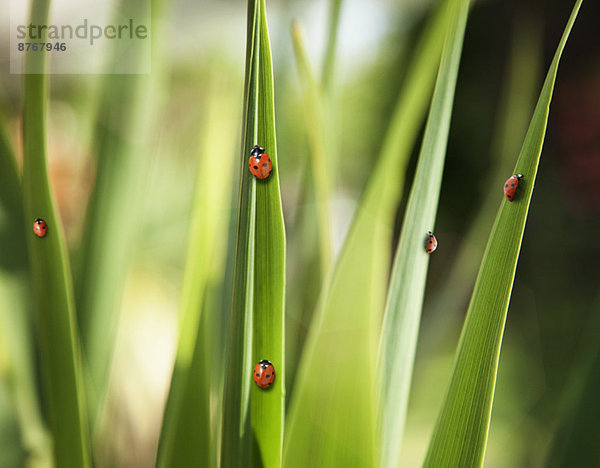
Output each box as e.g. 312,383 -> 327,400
35,218 -> 43,224
251,145 -> 265,156
514,173 -> 524,180
427,231 -> 433,237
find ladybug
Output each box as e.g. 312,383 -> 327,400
253,360 -> 275,389
33,218 -> 48,238
425,231 -> 437,253
248,145 -> 273,179
504,173 -> 523,202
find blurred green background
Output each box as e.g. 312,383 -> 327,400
1,0 -> 599,466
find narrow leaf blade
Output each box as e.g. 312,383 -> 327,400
221,1 -> 286,466
424,2 -> 583,466
283,3 -> 450,467
156,80 -> 238,468
377,0 -> 470,465
22,0 -> 91,466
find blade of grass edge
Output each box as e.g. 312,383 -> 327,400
221,1 -> 286,466
376,0 -> 470,466
282,3 -> 451,467
155,81 -> 237,468
423,2 -> 583,466
22,0 -> 91,466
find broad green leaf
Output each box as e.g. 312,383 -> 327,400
283,3 -> 450,467
377,0 -> 469,466
156,80 -> 238,468
21,0 -> 91,466
221,1 -> 286,466
423,2 -> 583,466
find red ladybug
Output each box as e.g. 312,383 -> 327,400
33,218 -> 48,238
504,173 -> 523,201
253,360 -> 275,388
248,145 -> 273,179
425,231 -> 437,253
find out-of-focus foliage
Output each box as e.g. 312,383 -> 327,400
0,0 -> 597,467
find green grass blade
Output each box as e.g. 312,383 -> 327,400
0,111 -> 53,467
0,108 -> 29,273
321,0 -> 342,92
0,117 -> 22,228
429,13 -> 542,323
291,23 -> 332,276
544,305 -> 600,468
156,80 -> 238,468
221,1 -> 286,466
0,274 -> 53,468
21,1 -> 91,466
423,2 -> 583,466
76,0 -> 164,423
282,4 -> 450,468
286,2 -> 344,386
376,0 -> 469,465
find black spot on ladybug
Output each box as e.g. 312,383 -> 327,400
254,165 -> 258,170
505,184 -> 508,187
265,374 -> 270,378
263,163 -> 267,167
256,373 -> 260,377
511,183 -> 515,187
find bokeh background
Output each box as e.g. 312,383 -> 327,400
1,0 -> 599,466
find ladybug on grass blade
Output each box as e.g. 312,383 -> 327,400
33,218 -> 48,238
425,231 -> 438,254
504,173 -> 523,201
248,145 -> 273,180
253,360 -> 275,389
